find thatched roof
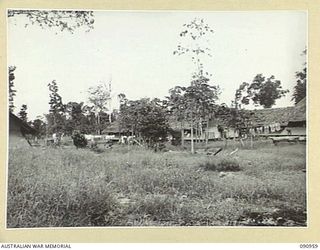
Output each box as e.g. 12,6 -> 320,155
249,107 -> 295,126
289,97 -> 306,122
249,98 -> 306,126
168,98 -> 306,130
168,116 -> 229,131
102,120 -> 132,134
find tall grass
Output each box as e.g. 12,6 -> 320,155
7,143 -> 306,227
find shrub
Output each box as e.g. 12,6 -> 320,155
217,159 -> 241,172
199,161 -> 218,171
133,194 -> 177,221
72,131 -> 87,148
90,146 -> 105,154
200,158 -> 241,172
237,205 -> 307,226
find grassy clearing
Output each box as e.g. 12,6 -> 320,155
7,142 -> 306,227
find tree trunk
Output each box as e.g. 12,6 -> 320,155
191,120 -> 194,154
224,130 -> 228,149
200,120 -> 203,143
195,127 -> 198,143
181,121 -> 184,147
181,128 -> 184,146
97,113 -> 101,135
53,114 -> 56,133
206,117 -> 209,145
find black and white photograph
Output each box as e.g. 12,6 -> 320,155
7,9 -> 307,228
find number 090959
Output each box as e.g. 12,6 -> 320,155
300,244 -> 318,248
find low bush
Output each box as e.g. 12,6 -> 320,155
217,159 -> 241,172
7,180 -> 121,227
200,158 -> 241,172
71,132 -> 87,148
132,194 -> 177,222
237,205 -> 307,226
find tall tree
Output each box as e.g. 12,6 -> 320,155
47,80 -> 66,134
32,117 -> 47,137
64,101 -> 90,134
239,74 -> 288,108
173,17 -> 214,76
8,10 -> 94,33
118,97 -> 145,136
88,83 -> 111,134
292,49 -> 307,104
172,18 -> 219,152
167,77 -> 219,153
118,97 -> 169,147
48,80 -> 65,114
216,102 -> 254,145
166,86 -> 188,146
18,104 -> 28,122
8,66 -> 17,113
117,93 -> 134,135
137,98 -> 169,147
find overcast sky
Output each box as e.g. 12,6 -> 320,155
8,10 -> 307,120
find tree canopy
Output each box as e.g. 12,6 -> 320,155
292,49 -> 307,104
47,80 -> 66,133
171,18 -> 219,152
118,97 -> 169,146
173,17 -> 214,77
8,10 -> 94,33
237,74 -> 289,108
8,66 -> 17,113
88,83 -> 112,134
18,104 -> 28,122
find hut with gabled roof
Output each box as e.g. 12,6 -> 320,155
9,112 -> 37,147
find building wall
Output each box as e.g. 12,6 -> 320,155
182,126 -> 238,140
206,126 -> 220,139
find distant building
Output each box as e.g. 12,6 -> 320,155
102,120 -> 132,136
282,97 -> 306,136
9,112 -> 37,147
248,97 -> 306,136
168,97 -> 306,143
168,118 -> 237,143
